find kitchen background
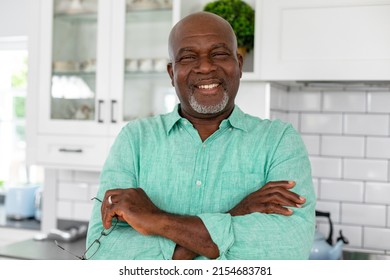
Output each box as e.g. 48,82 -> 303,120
1,0 -> 390,259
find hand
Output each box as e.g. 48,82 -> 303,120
101,188 -> 163,235
228,181 -> 305,216
102,188 -> 219,259
172,245 -> 198,260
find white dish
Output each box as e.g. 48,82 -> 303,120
125,58 -> 139,72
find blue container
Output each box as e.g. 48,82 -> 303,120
5,184 -> 40,220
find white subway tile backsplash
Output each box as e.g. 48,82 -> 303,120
310,157 -> 342,178
368,91 -> 390,113
74,171 -> 100,183
321,136 -> 364,157
288,91 -> 321,111
315,201 -> 340,223
89,184 -> 100,200
365,182 -> 390,204
342,203 -> 386,227
287,112 -> 300,130
270,111 -> 288,122
343,159 -> 388,181
344,114 -> 389,136
73,202 -> 94,222
334,224 -> 362,248
270,86 -> 288,110
58,170 -> 74,181
301,135 -> 320,155
367,137 -> 390,158
388,207 -> 390,227
312,178 -> 319,198
57,201 -> 72,220
323,92 -> 366,112
58,182 -> 89,201
301,113 -> 342,134
320,179 -> 364,202
364,227 -> 390,250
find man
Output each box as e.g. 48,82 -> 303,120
86,11 -> 316,260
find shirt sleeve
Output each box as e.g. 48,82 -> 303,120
86,126 -> 176,259
197,124 -> 316,260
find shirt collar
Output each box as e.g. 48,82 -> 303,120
163,104 -> 183,135
163,104 -> 248,135
224,105 -> 248,132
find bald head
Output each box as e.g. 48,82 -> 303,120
168,12 -> 238,61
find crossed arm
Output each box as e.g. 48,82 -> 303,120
100,180 -> 306,260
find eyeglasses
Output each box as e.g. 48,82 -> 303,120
55,197 -> 118,260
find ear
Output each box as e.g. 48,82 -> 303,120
167,62 -> 175,87
236,52 -> 244,78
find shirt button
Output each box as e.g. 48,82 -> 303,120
202,144 -> 206,148
229,128 -> 233,131
196,180 -> 202,187
182,120 -> 188,125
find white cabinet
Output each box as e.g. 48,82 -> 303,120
259,0 -> 390,81
27,0 -> 269,171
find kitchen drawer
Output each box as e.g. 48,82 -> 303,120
36,135 -> 109,170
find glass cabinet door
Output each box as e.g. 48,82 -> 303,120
122,0 -> 177,121
51,0 -> 99,121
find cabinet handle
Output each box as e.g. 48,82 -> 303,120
111,100 -> 117,123
58,148 -> 83,153
97,99 -> 104,123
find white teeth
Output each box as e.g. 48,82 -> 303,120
198,84 -> 219,89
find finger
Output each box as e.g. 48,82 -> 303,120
258,203 -> 293,216
262,180 -> 295,190
101,191 -> 121,229
258,186 -> 304,204
102,205 -> 120,229
262,192 -> 304,208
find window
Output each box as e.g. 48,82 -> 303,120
0,37 -> 43,191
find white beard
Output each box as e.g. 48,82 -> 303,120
189,91 -> 229,114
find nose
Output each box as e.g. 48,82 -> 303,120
193,55 -> 217,73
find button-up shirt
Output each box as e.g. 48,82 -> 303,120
87,105 -> 316,259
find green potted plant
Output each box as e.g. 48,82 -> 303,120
203,0 -> 255,57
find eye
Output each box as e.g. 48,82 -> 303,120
178,55 -> 197,63
212,52 -> 230,59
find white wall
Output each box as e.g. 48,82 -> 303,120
0,0 -> 28,37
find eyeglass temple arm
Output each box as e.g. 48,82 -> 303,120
54,240 -> 84,260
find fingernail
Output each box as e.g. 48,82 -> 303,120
299,196 -> 306,201
296,204 -> 302,208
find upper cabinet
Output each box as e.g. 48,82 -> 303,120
259,0 -> 390,81
27,0 -> 265,170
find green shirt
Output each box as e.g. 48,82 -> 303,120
87,105 -> 316,260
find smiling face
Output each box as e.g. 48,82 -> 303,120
167,12 -> 243,119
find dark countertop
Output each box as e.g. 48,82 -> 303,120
0,198 -> 88,260
343,251 -> 390,260
0,237 -> 86,260
0,200 -> 41,231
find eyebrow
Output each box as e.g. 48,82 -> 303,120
177,43 -> 232,56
